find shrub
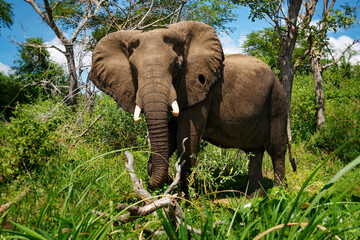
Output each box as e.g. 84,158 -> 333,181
291,70 -> 360,162
83,94 -> 148,150
0,99 -> 69,183
189,143 -> 250,195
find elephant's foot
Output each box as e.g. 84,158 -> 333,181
247,187 -> 266,198
247,179 -> 266,198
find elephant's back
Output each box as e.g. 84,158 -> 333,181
204,54 -> 277,148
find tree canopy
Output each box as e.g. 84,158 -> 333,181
0,0 -> 13,33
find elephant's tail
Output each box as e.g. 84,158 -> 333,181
288,138 -> 297,172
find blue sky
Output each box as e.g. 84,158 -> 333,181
1,0 -> 359,75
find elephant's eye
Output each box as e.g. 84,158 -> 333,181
198,74 -> 206,85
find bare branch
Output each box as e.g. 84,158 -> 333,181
71,114 -> 102,146
136,0 -> 155,27
12,39 -> 66,55
136,7 -> 180,30
164,137 -> 188,195
24,0 -> 67,42
175,0 -> 187,23
51,0 -> 64,11
322,40 -> 359,70
0,189 -> 28,214
70,0 -> 105,43
125,151 -> 153,200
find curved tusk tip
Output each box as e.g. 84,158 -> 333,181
134,105 -> 142,123
134,117 -> 141,123
171,100 -> 180,117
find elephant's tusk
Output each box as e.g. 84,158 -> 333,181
171,100 -> 180,117
134,105 -> 141,123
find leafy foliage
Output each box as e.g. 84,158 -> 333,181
0,0 -> 13,32
88,0 -> 238,49
0,99 -> 68,182
182,0 -> 238,32
0,37 -> 67,119
291,64 -> 360,163
242,27 -> 280,71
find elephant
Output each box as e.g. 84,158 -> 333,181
89,21 -> 296,196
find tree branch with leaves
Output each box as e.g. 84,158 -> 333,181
23,0 -> 106,106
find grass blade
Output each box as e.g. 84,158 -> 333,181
6,220 -> 47,240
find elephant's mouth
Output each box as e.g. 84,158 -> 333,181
133,100 -> 179,122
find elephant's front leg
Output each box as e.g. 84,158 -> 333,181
177,105 -> 208,195
246,148 -> 266,197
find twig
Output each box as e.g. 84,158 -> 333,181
11,39 -> 66,54
71,114 -> 102,146
164,137 -> 188,195
322,39 -> 359,70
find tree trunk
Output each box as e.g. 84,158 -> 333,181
64,44 -> 78,106
310,54 -> 325,128
277,0 -> 302,142
279,54 -> 295,142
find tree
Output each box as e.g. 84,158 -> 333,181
0,0 -> 13,34
299,0 -> 359,127
1,38 -> 66,118
88,0 -> 237,48
24,0 -> 105,106
234,0 -> 359,134
14,37 -> 67,95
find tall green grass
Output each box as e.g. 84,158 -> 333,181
1,146 -> 359,239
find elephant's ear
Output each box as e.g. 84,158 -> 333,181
89,30 -> 140,113
168,21 -> 224,108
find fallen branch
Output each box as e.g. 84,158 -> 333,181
91,138 -> 215,236
124,151 -> 152,200
0,189 -> 28,215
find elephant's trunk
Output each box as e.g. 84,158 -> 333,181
145,105 -> 169,189
138,72 -> 175,189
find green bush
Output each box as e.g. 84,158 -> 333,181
291,70 -> 360,162
85,94 -> 148,150
0,99 -> 69,182
189,143 -> 250,195
290,74 -> 317,142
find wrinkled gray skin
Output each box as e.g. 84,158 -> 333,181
89,21 -> 296,196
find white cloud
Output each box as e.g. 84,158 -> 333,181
328,35 -> 360,65
219,32 -> 247,55
45,37 -> 67,67
0,62 -> 13,75
44,37 -> 92,76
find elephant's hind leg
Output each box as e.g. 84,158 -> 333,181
246,147 -> 265,197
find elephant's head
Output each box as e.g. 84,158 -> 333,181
89,21 -> 224,189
